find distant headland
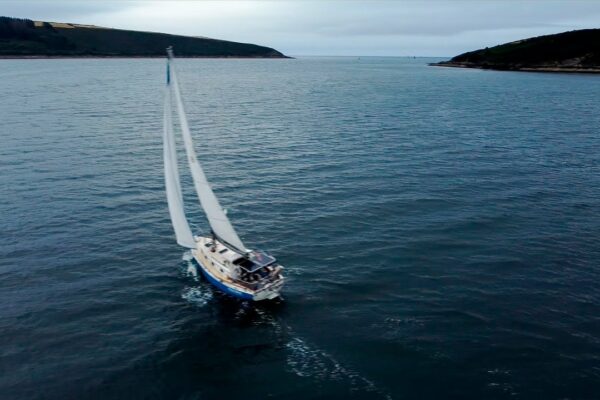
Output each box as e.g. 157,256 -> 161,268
431,29 -> 600,73
0,16 -> 289,58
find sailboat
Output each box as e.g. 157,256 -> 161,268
163,47 -> 284,301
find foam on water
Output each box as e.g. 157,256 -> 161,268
252,309 -> 392,399
181,286 -> 213,307
285,336 -> 392,399
186,264 -> 198,279
179,250 -> 200,281
181,250 -> 193,262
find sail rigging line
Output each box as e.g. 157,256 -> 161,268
167,51 -> 248,254
163,70 -> 196,249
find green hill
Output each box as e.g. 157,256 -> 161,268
432,29 -> 600,73
0,16 -> 288,58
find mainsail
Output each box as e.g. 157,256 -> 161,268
167,51 -> 248,254
163,81 -> 196,249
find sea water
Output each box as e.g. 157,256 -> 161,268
1,57 -> 599,399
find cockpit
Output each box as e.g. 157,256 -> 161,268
233,250 -> 280,286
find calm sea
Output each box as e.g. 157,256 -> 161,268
1,57 -> 599,399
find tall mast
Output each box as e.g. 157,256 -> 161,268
167,47 -> 248,254
163,48 -> 196,249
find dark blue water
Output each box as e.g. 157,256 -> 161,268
1,57 -> 599,399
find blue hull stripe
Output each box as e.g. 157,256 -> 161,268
195,258 -> 254,300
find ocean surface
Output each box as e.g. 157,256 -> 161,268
1,57 -> 599,399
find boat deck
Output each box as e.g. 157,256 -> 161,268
193,236 -> 283,294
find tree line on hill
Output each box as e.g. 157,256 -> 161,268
0,16 -> 287,58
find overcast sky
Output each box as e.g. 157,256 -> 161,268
3,1 -> 600,56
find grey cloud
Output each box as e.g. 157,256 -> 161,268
1,1 -> 599,56
0,1 -> 137,21
256,1 -> 600,37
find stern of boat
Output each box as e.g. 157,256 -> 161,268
253,276 -> 285,301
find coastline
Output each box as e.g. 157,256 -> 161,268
430,62 -> 600,74
0,54 -> 292,59
0,17 -> 290,60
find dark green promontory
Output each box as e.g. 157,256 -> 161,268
432,29 -> 600,73
0,16 -> 288,58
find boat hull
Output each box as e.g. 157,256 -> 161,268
193,253 -> 282,301
196,258 -> 253,300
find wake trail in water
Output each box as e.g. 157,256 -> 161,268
285,336 -> 392,399
253,309 -> 393,399
178,251 -> 391,397
180,250 -> 213,306
180,250 -> 198,280
181,286 -> 213,307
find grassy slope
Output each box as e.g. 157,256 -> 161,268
0,17 -> 287,58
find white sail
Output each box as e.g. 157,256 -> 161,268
163,83 -> 196,249
168,58 -> 247,254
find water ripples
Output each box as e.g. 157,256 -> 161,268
1,57 -> 599,399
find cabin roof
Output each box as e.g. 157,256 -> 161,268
248,250 -> 276,268
203,237 -> 276,272
209,241 -> 244,263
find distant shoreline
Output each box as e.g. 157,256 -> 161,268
431,29 -> 600,75
0,55 -> 292,59
430,61 -> 600,74
0,17 -> 289,59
